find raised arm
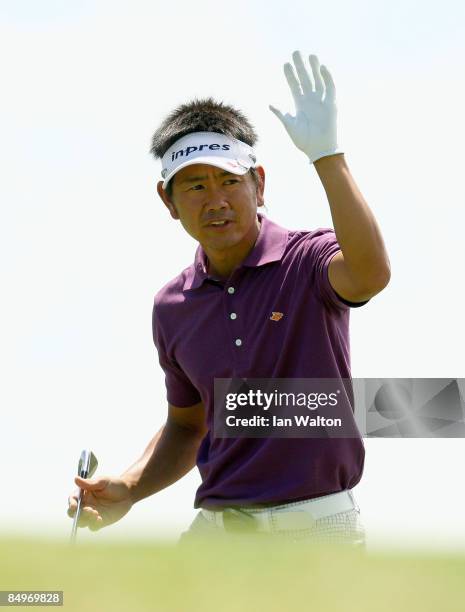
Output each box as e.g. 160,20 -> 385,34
270,50 -> 390,302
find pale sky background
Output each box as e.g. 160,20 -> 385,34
1,0 -> 464,551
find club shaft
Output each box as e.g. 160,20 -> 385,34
69,489 -> 83,544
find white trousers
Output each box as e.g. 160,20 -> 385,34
179,491 -> 366,550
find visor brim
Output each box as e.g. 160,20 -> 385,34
162,156 -> 251,190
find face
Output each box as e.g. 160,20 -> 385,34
157,164 -> 265,252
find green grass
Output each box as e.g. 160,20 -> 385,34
1,536 -> 465,611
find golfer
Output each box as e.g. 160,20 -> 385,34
68,52 -> 390,547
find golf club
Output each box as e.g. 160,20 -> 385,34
70,450 -> 98,544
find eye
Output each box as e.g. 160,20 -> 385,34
224,179 -> 239,185
189,184 -> 205,191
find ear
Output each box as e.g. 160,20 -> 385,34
156,181 -> 180,220
255,166 -> 265,208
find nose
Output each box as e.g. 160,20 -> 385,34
205,186 -> 230,213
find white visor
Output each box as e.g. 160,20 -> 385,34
160,131 -> 257,190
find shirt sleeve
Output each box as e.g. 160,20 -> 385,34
303,228 -> 370,311
152,301 -> 202,408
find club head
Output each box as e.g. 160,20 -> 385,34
77,450 -> 98,479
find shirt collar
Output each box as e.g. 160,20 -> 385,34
183,212 -> 289,291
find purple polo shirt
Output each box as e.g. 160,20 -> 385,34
152,212 -> 366,509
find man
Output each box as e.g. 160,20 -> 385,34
68,52 -> 390,547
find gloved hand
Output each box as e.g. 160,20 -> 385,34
270,51 -> 343,164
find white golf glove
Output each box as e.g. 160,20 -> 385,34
270,51 -> 343,164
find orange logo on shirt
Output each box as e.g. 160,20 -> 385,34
270,312 -> 284,321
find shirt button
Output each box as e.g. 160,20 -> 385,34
230,313 -> 237,320
227,287 -> 235,294
235,339 -> 242,347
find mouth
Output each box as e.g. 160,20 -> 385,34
205,220 -> 233,230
